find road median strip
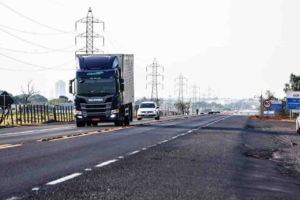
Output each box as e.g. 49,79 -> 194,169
0,143 -> 23,149
37,115 -> 202,142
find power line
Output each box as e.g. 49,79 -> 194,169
103,31 -> 127,53
146,58 -> 164,105
174,73 -> 188,102
75,7 -> 105,56
0,2 -> 76,34
0,45 -> 76,54
0,24 -> 76,35
0,52 -> 75,71
0,27 -> 75,52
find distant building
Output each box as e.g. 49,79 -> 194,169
55,80 -> 66,98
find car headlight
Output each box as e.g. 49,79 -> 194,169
111,109 -> 119,114
74,110 -> 82,115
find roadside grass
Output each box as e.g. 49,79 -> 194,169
0,113 -> 74,128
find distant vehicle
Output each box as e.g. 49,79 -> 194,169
296,116 -> 300,133
208,111 -> 221,115
200,112 -> 204,115
137,102 -> 160,120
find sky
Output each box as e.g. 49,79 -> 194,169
0,0 -> 298,100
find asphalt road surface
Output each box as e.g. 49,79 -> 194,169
2,115 -> 300,200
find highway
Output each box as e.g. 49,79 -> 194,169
0,114 -> 224,199
2,115 -> 300,199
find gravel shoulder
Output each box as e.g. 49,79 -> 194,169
15,116 -> 300,199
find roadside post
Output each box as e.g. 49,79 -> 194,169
286,91 -> 300,120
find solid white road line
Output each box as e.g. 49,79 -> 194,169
96,159 -> 118,168
46,173 -> 82,185
0,127 -> 73,138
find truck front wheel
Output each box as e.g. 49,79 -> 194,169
114,119 -> 124,126
124,116 -> 130,126
76,122 -> 85,127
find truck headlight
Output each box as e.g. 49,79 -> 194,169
111,109 -> 119,114
74,110 -> 82,115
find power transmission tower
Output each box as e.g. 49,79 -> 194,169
146,58 -> 164,105
75,7 -> 105,56
174,73 -> 188,102
190,83 -> 199,104
190,83 -> 200,114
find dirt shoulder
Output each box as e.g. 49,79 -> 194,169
244,118 -> 300,179
250,116 -> 296,122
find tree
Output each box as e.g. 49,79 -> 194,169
265,90 -> 277,100
21,80 -> 39,105
284,73 -> 300,93
174,101 -> 191,115
59,96 -> 68,100
29,94 -> 48,104
48,97 -> 68,105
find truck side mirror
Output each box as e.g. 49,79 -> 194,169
120,84 -> 125,92
120,79 -> 125,92
69,79 -> 75,94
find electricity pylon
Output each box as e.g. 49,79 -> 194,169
75,7 -> 105,56
146,58 -> 164,105
174,73 -> 188,102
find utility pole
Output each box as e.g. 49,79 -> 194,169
75,7 -> 105,56
174,73 -> 188,102
260,94 -> 263,116
146,58 -> 164,105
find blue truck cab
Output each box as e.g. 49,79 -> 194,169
69,54 -> 134,127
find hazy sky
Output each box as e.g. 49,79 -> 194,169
0,0 -> 298,100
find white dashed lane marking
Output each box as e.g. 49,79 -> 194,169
96,159 -> 118,168
46,173 -> 82,185
17,115 -> 232,195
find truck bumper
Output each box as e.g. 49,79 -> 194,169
75,114 -> 119,122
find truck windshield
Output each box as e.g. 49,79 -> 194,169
76,78 -> 116,95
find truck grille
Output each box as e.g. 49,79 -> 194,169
80,103 -> 111,116
86,105 -> 106,109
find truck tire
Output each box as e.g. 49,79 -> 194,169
114,119 -> 123,126
76,122 -> 85,127
130,104 -> 133,122
124,116 -> 130,126
155,116 -> 160,120
138,118 -> 142,120
86,122 -> 92,127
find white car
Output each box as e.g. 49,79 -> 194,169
137,102 -> 160,120
296,116 -> 300,133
